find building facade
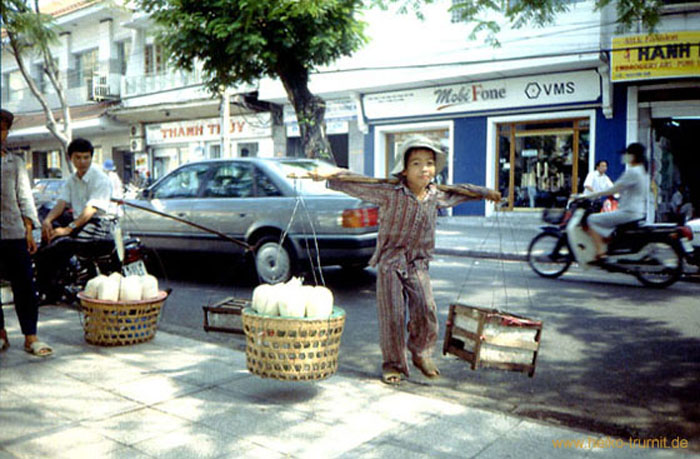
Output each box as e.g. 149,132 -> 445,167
4,0 -> 697,219
2,1 -> 133,180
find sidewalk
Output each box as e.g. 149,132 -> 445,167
1,305 -> 691,458
435,214 -> 541,260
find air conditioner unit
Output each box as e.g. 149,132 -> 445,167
89,72 -> 118,102
130,138 -> 145,153
130,124 -> 145,138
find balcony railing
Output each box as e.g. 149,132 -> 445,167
122,66 -> 205,98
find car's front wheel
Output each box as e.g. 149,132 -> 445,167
254,237 -> 293,284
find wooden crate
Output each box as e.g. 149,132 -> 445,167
442,303 -> 542,377
202,297 -> 249,335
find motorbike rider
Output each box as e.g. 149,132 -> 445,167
581,143 -> 648,261
36,138 -> 117,303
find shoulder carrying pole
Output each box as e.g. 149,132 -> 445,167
112,198 -> 252,251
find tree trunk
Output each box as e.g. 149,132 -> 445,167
7,30 -> 72,172
276,62 -> 335,164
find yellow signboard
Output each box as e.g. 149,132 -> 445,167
611,31 -> 700,82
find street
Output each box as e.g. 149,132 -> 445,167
154,252 -> 700,449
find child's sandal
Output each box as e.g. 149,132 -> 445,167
381,369 -> 402,385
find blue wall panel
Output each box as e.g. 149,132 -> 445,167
364,126 -> 375,176
452,117 -> 488,215
595,86 -> 628,181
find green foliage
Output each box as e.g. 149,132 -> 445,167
1,0 -> 60,58
377,0 -> 664,45
137,0 -> 368,94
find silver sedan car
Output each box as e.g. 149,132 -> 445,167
121,158 -> 378,283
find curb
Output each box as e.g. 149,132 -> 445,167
434,248 -> 527,262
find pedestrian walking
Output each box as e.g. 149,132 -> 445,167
310,135 -> 500,385
583,160 -> 614,195
0,108 -> 53,356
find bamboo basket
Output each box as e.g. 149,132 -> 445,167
77,291 -> 168,346
242,307 -> 346,381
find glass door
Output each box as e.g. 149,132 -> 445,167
496,118 -> 589,210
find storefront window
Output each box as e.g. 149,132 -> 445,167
384,129 -> 449,181
651,118 -> 699,222
153,146 -> 188,179
496,118 -> 589,210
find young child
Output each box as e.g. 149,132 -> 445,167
311,135 -> 500,385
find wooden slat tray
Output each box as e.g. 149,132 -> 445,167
202,297 -> 250,335
442,303 -> 543,377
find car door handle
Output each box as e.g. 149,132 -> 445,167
176,212 -> 188,218
238,213 -> 246,218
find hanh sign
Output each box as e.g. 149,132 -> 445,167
611,31 -> 700,82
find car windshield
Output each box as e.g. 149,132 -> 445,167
277,160 -> 345,196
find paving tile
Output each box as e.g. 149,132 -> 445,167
2,424 -> 125,459
0,389 -> 68,443
475,419 -> 591,458
170,357 -> 250,387
387,407 -> 522,458
104,373 -> 203,405
152,386 -> 248,421
133,423 -> 269,458
42,351 -> 148,387
2,366 -> 103,402
85,406 -> 189,445
342,437 -> 464,459
30,386 -> 141,422
217,375 -> 326,408
154,386 -> 312,439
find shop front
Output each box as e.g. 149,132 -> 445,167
283,98 -> 364,169
363,69 -> 611,215
145,113 -> 273,179
611,30 -> 700,222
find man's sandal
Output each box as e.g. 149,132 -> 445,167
412,356 -> 440,378
25,341 -> 53,357
381,369 -> 402,386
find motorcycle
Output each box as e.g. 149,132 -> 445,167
34,202 -> 148,304
682,217 -> 700,273
527,197 -> 693,288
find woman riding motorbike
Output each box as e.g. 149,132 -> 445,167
582,142 -> 648,261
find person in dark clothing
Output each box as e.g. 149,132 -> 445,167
0,108 -> 53,356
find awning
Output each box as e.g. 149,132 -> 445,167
7,102 -> 126,143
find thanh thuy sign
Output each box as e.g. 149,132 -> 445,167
611,31 -> 700,82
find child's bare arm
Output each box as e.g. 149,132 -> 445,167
438,183 -> 502,208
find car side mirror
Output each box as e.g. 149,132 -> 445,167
141,188 -> 152,199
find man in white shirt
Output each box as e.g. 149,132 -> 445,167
583,160 -> 614,195
36,138 -> 116,303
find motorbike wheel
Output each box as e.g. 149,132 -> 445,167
254,237 -> 293,284
527,232 -> 573,278
634,241 -> 683,288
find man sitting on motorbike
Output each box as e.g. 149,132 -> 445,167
36,138 -> 117,303
581,143 -> 648,261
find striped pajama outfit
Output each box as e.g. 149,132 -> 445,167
329,175 -> 491,377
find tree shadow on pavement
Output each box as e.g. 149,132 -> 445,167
429,270 -> 700,450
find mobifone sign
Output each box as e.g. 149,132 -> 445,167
363,70 -> 600,119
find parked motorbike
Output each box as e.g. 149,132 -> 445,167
527,197 -> 693,288
34,202 -> 148,304
682,217 -> 700,272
